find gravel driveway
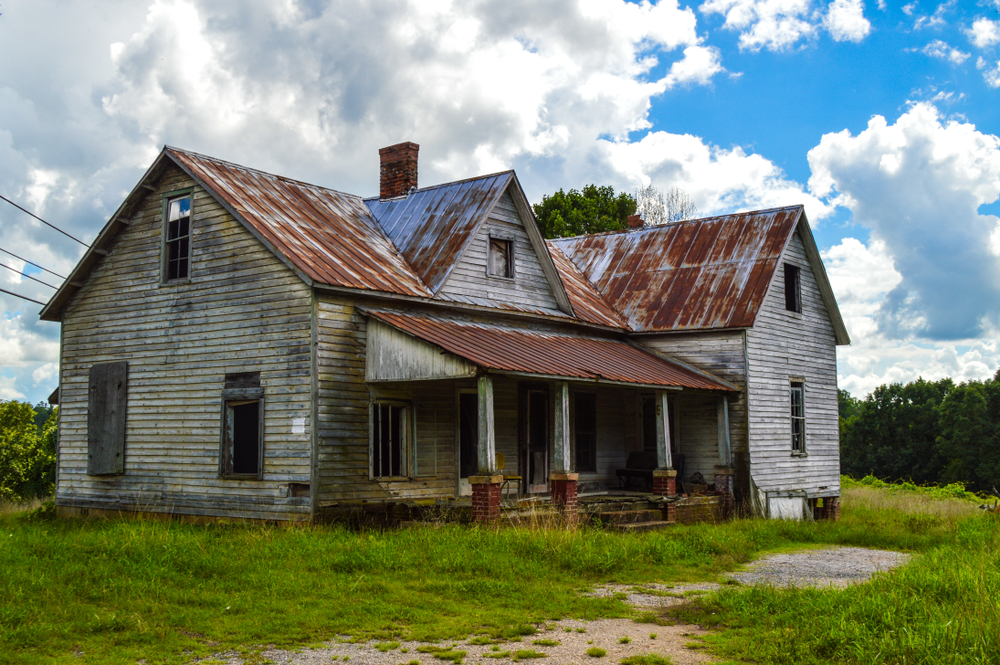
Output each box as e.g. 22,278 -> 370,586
201,546 -> 911,665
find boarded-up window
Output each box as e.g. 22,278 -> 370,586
574,392 -> 597,473
220,372 -> 264,478
372,402 -> 408,479
784,263 -> 801,313
164,193 -> 192,281
87,361 -> 128,475
488,237 -> 514,278
790,381 -> 805,454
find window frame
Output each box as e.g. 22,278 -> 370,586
790,379 -> 806,456
573,390 -> 598,473
784,263 -> 802,314
219,374 -> 265,479
486,234 -> 515,280
161,188 -> 194,284
370,400 -> 413,480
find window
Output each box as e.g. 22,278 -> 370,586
784,263 -> 801,313
488,237 -> 514,278
220,372 -> 264,478
164,193 -> 192,281
574,392 -> 597,473
790,381 -> 805,454
372,402 -> 409,479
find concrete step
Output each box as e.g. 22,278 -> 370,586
610,520 -> 675,532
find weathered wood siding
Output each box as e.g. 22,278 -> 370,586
56,164 -> 314,521
436,190 -> 562,313
746,228 -> 841,499
570,386 -> 634,485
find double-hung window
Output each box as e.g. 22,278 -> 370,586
371,402 -> 410,479
790,380 -> 805,455
164,192 -> 192,281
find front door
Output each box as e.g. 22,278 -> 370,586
522,388 -> 549,493
458,391 -> 478,496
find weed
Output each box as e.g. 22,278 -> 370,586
468,635 -> 494,645
586,647 -> 606,658
618,637 -> 631,644
511,649 -> 547,661
484,651 -> 510,659
576,628 -> 587,633
400,648 -> 409,653
532,639 -> 560,647
619,656 -> 673,665
417,646 -> 466,663
648,634 -> 656,640
376,642 -> 401,652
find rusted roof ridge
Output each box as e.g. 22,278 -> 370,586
361,169 -> 516,201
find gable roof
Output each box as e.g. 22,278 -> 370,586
550,205 -> 849,344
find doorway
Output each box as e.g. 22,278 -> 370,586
457,391 -> 478,496
520,387 -> 549,493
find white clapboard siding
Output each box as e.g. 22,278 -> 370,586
57,165 -> 314,521
746,229 -> 841,498
569,386 -> 633,485
436,191 -> 562,313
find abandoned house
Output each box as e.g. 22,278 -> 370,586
40,142 -> 850,525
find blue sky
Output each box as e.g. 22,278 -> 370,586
2,0 -> 1000,405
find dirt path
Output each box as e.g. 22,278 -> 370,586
201,546 -> 910,665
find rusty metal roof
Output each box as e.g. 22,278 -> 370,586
365,173 -> 512,293
546,242 -> 629,329
550,206 -> 803,333
168,148 -> 432,297
366,310 -> 737,391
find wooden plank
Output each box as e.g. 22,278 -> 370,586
87,361 -> 128,475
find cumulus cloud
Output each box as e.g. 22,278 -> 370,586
808,103 -> 1000,341
823,0 -> 871,43
968,18 -> 1000,49
977,57 -> 1000,88
919,40 -> 970,64
700,0 -> 871,51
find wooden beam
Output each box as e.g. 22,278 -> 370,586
717,396 -> 732,466
655,390 -> 672,469
477,374 -> 496,474
551,381 -> 570,473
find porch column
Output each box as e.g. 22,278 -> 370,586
652,390 -> 677,515
471,374 -> 502,523
550,381 -> 578,519
715,395 -> 735,518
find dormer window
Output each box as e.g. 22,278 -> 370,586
164,192 -> 192,282
488,237 -> 514,279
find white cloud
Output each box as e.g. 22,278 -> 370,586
0,376 -> 26,401
824,0 -> 871,43
808,103 -> 1000,341
920,40 -> 970,64
912,0 -> 954,30
32,363 -> 57,385
700,0 -> 817,51
968,18 -> 1000,49
977,57 -> 1000,88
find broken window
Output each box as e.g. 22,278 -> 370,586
164,193 -> 192,281
488,237 -> 514,278
372,402 -> 409,479
784,263 -> 801,313
574,392 -> 597,473
220,372 -> 264,478
790,381 -> 805,454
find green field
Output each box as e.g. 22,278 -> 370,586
1,479 -> 997,664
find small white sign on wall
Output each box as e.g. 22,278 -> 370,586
292,417 -> 306,435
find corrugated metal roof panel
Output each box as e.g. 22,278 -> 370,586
366,310 -> 737,391
546,242 -> 630,329
167,148 -> 432,297
551,206 -> 802,333
365,173 -> 512,293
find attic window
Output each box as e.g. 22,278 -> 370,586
790,380 -> 805,454
164,193 -> 192,281
784,263 -> 801,313
488,237 -> 514,278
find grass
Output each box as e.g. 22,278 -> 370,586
1,477 -> 996,664
586,647 -> 606,657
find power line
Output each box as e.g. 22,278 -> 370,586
0,287 -> 46,307
0,262 -> 58,289
0,246 -> 67,279
0,193 -> 90,247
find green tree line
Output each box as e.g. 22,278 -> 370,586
840,370 -> 1000,494
0,400 -> 58,501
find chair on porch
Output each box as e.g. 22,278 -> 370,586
497,453 -> 521,499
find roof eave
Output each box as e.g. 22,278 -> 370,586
794,211 -> 852,346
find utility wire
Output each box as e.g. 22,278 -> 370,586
0,246 -> 67,279
0,287 -> 46,307
0,193 -> 90,247
0,261 -> 58,289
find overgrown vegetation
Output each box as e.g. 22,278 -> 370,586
840,371 -> 1000,494
0,400 -> 57,501
2,476 -> 997,664
532,185 -> 636,239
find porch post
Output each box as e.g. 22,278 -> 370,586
652,390 -> 677,519
471,374 -> 502,523
715,395 -> 735,518
550,382 -> 578,519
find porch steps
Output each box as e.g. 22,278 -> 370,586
610,519 -> 674,532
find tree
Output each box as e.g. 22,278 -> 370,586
635,184 -> 699,225
936,371 -> 1000,493
532,185 -> 636,239
0,401 -> 57,501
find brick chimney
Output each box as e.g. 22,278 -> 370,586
627,214 -> 643,229
379,142 -> 419,200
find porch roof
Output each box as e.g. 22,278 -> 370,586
365,310 -> 738,391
